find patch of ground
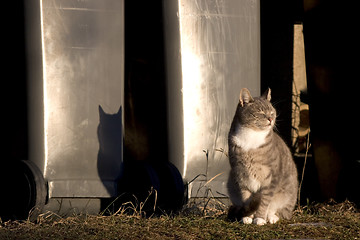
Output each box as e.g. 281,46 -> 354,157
1,200 -> 359,239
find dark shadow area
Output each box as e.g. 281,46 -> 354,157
102,161 -> 185,216
101,0 -> 185,214
0,160 -> 46,221
97,106 -> 123,196
123,0 -> 168,165
0,1 -> 31,220
2,1 -> 28,162
303,0 -> 360,205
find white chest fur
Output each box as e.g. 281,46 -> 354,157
231,126 -> 270,152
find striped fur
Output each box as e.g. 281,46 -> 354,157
227,88 -> 298,225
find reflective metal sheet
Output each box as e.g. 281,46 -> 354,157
164,0 -> 260,197
26,0 -> 124,198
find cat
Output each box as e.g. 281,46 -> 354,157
227,88 -> 298,225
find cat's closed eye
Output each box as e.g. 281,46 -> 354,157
256,112 -> 267,118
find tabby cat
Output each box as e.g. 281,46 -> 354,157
227,88 -> 298,225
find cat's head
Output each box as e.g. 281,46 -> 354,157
236,88 -> 276,131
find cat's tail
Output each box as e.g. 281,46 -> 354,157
227,192 -> 261,221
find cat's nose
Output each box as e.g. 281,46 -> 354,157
268,117 -> 273,124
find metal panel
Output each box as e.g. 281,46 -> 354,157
26,0 -> 124,198
163,0 -> 260,198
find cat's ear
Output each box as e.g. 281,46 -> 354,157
239,88 -> 254,107
262,88 -> 271,101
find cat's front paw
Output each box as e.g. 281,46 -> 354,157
268,214 -> 279,224
253,217 -> 266,226
241,216 -> 253,224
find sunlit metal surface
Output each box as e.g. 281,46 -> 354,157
164,0 -> 260,197
26,0 -> 124,198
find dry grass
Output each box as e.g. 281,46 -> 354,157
1,199 -> 359,240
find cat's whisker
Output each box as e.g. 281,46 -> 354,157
271,98 -> 286,107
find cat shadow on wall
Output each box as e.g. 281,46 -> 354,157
97,105 -> 123,196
